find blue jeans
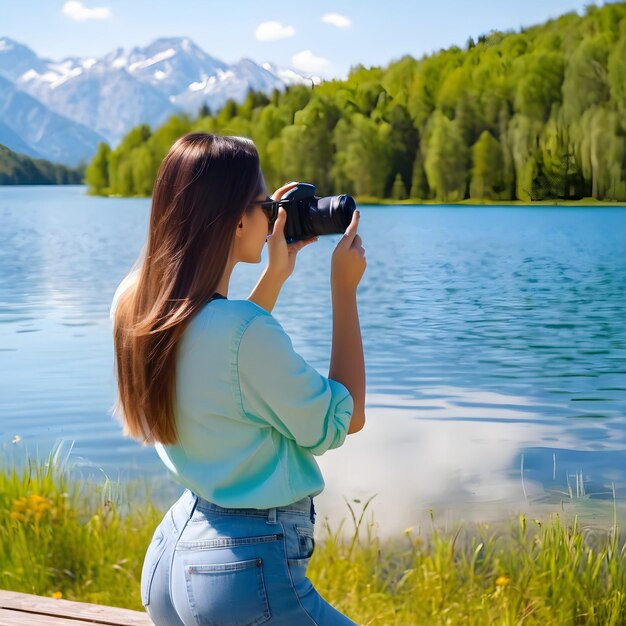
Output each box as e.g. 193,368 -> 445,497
141,489 -> 357,625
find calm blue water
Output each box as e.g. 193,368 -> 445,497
1,186 -> 625,534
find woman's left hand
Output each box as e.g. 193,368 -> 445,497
266,183 -> 318,281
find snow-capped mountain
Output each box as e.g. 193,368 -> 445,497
172,57 -> 287,113
0,73 -> 106,166
104,37 -> 230,98
0,36 -> 321,165
260,61 -> 320,87
0,37 -> 49,83
20,60 -> 177,147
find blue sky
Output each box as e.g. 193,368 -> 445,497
2,0 -> 615,79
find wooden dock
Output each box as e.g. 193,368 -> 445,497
0,590 -> 153,625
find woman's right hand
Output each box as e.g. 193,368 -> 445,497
331,210 -> 366,292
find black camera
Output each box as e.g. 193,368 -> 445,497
279,183 -> 357,243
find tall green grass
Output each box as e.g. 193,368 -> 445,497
1,444 -> 625,625
0,443 -> 162,607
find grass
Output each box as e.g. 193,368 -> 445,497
0,444 -> 159,608
1,444 -> 625,625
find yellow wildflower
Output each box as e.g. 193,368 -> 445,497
496,575 -> 511,587
11,496 -> 27,513
10,494 -> 52,524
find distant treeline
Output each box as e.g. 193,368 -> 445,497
0,145 -> 83,185
86,2 -> 626,202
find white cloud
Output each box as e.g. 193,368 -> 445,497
62,1 -> 111,21
291,50 -> 331,74
255,21 -> 295,42
321,12 -> 351,28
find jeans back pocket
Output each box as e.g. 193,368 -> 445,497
184,558 -> 270,626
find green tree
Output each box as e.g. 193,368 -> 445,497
0,145 -> 81,185
277,85 -> 313,126
148,114 -> 192,165
197,102 -> 211,119
116,124 -> 151,153
131,145 -> 158,196
562,35 -> 611,122
237,89 -> 270,120
607,19 -> 626,116
116,159 -> 134,196
423,111 -> 468,200
406,63 -> 438,130
391,173 -> 407,199
385,104 -> 418,197
329,119 -> 355,196
470,131 -> 504,199
332,113 -> 392,197
437,66 -> 468,119
277,97 -> 339,193
538,110 -> 585,199
354,81 -> 387,116
252,104 -> 288,190
410,150 -> 430,199
380,55 -> 416,108
84,142 -> 110,194
85,1 -> 626,201
215,116 -> 252,137
215,99 -> 238,127
508,114 -> 542,200
105,123 -> 153,194
579,106 -> 626,200
515,51 -> 564,122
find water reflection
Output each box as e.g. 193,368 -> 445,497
315,388 -> 626,538
1,187 -> 625,537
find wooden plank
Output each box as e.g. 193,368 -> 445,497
0,590 -> 153,625
0,606 -> 110,625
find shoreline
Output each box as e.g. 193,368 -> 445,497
2,449 -> 626,623
4,185 -> 625,206
354,195 -> 626,207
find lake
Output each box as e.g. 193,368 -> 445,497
1,185 -> 625,537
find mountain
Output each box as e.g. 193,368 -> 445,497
260,61 -> 318,87
87,2 -> 626,203
0,74 -> 106,166
0,37 -> 49,82
171,57 -> 287,113
104,37 -> 229,98
0,119 -> 38,158
0,143 -> 82,184
20,61 -> 177,147
0,36 -> 321,162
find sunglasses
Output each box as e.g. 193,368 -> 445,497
248,196 -> 293,233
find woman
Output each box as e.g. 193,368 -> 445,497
111,132 -> 366,625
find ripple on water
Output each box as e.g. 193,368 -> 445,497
1,190 -> 626,532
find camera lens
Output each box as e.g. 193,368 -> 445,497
312,194 -> 356,235
336,194 -> 356,228
282,188 -> 358,241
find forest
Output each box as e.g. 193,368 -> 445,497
86,2 -> 626,202
0,144 -> 82,185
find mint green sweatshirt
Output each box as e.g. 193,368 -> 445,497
111,278 -> 354,508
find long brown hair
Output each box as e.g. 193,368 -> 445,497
111,132 -> 265,445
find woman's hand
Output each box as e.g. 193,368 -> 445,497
331,209 -> 366,292
266,182 -> 318,282
247,182 -> 317,313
